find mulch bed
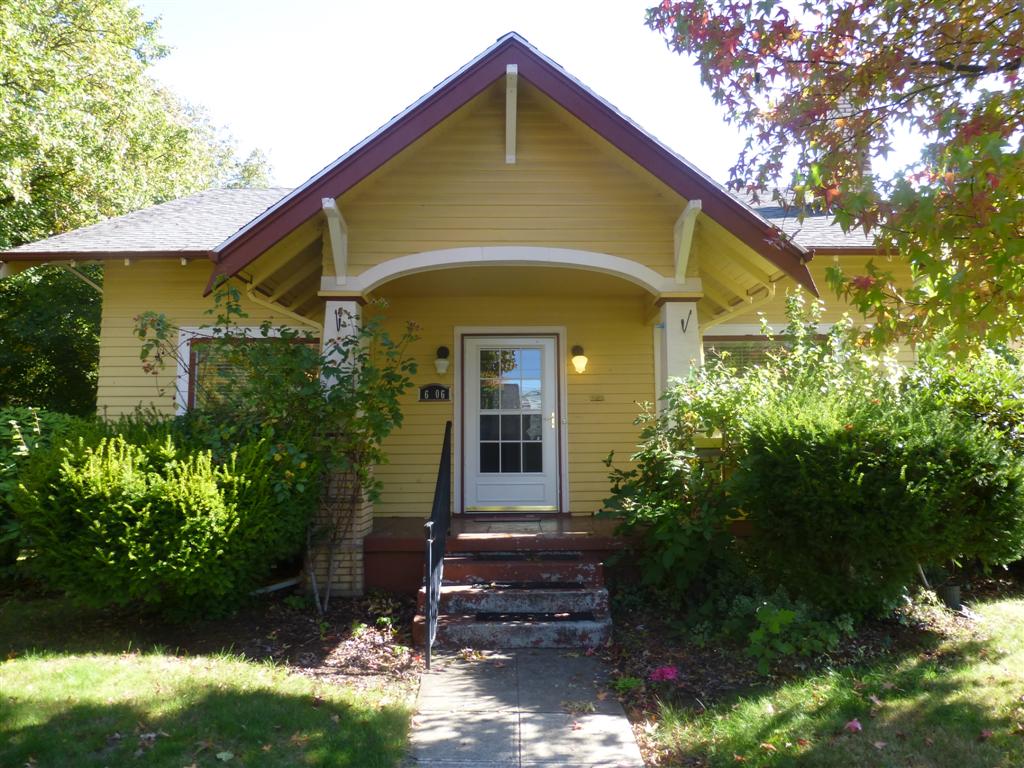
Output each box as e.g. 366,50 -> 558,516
1,583 -> 422,692
603,578 -> 1022,766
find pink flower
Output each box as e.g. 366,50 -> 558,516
844,718 -> 863,733
648,665 -> 679,682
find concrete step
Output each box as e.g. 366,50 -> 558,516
441,556 -> 604,587
417,584 -> 610,615
413,613 -> 612,649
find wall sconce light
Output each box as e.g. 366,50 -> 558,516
434,346 -> 450,375
570,345 -> 588,374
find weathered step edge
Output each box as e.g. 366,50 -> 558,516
417,585 -> 610,615
413,614 -> 612,649
441,558 -> 604,587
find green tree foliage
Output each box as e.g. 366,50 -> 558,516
648,1 -> 1024,348
0,266 -> 101,415
0,0 -> 271,415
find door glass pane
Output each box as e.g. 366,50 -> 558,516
520,348 -> 542,377
480,380 -> 499,409
480,442 -> 500,473
480,415 -> 499,441
523,442 -> 543,472
500,415 -> 521,440
522,414 -> 542,441
477,344 -> 545,476
501,442 -> 521,473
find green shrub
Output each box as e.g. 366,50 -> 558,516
0,407 -> 100,566
14,433 -> 316,618
604,403 -> 737,608
606,294 -> 1024,630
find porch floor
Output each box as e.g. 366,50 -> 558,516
364,516 -> 626,593
368,515 -> 623,550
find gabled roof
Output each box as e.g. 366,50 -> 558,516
1,188 -> 288,261
206,32 -> 820,295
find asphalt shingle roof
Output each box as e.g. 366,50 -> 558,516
3,188 -> 290,256
749,199 -> 874,250
1,186 -> 871,259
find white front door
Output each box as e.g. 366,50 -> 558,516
462,336 -> 560,513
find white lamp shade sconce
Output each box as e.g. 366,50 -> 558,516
434,346 -> 450,375
570,345 -> 588,374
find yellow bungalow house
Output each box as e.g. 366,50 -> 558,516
0,34 -> 905,641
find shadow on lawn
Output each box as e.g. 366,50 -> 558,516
0,588 -> 419,681
1,683 -> 410,767
671,633 -> 1022,767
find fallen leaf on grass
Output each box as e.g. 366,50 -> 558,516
796,738 -> 811,747
759,742 -> 777,752
733,755 -> 747,762
978,729 -> 994,741
868,694 -> 883,707
261,744 -> 273,752
924,737 -> 934,746
873,741 -> 888,750
216,752 -> 234,762
844,718 -> 863,733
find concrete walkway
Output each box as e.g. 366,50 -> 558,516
406,649 -> 644,768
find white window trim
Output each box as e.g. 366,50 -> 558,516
453,326 -> 570,516
173,325 -> 317,415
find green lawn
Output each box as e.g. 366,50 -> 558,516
652,596 -> 1024,767
0,596 -> 413,767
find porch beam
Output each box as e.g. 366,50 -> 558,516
673,199 -> 701,282
701,282 -> 777,331
505,64 -> 518,164
244,284 -> 320,331
322,197 -> 348,286
267,258 -> 321,303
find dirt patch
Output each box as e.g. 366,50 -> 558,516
0,585 -> 421,693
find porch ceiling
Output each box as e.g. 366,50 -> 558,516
236,224 -> 325,321
372,265 -> 651,299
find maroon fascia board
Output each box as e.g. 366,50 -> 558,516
208,37 -> 818,296
1,249 -> 215,262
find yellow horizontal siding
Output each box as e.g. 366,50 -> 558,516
368,293 -> 652,518
333,82 -> 680,277
97,260 -> 304,417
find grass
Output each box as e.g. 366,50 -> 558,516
0,595 -> 413,767
651,596 -> 1024,767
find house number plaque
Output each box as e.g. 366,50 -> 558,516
418,384 -> 450,402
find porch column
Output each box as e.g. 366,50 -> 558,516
313,299 -> 372,597
654,299 -> 703,404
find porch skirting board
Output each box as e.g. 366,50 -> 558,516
305,472 -> 375,597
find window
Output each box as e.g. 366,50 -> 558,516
702,337 -> 781,372
185,335 -> 319,411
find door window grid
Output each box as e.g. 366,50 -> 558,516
478,347 -> 543,474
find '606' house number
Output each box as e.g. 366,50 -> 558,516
419,384 -> 450,402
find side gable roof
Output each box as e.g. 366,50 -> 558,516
207,32 -> 819,295
1,188 -> 288,261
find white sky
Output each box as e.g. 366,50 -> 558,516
135,0 -> 749,188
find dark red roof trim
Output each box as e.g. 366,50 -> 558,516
1,250 -> 215,262
208,35 -> 817,296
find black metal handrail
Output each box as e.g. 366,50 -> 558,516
423,420 -> 453,670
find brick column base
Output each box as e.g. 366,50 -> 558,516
307,471 -> 374,597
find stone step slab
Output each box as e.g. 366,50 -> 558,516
414,614 -> 612,649
417,584 -> 610,615
441,556 -> 604,587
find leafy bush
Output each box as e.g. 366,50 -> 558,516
0,407 -> 100,565
14,433 -> 316,618
606,294 -> 1024,628
604,404 -> 737,607
732,394 -> 1024,617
